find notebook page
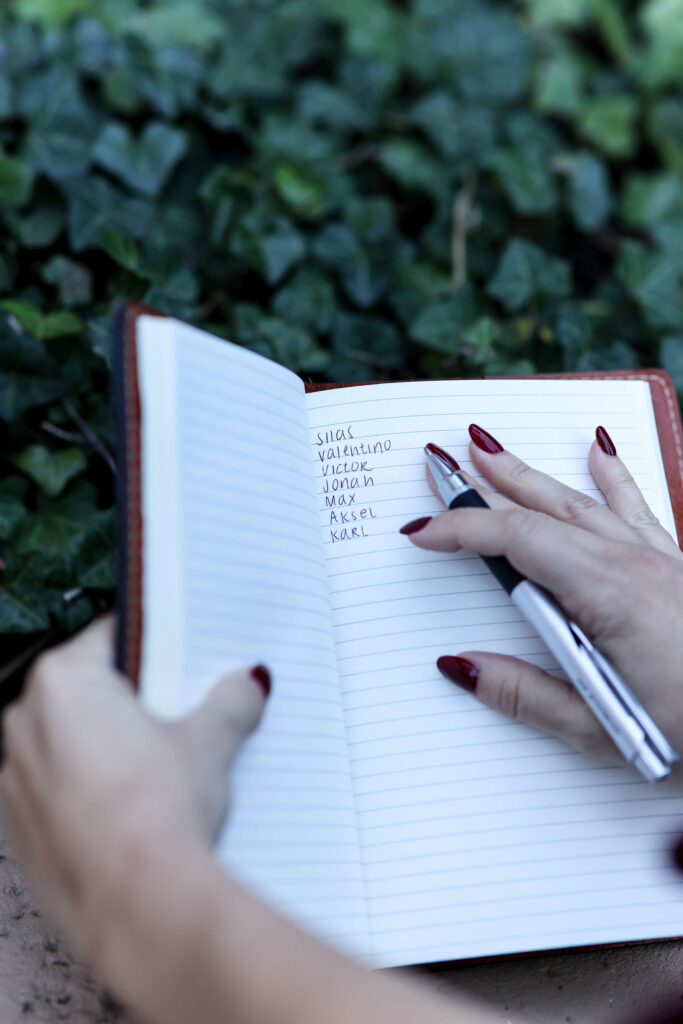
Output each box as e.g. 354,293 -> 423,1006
136,318 -> 369,956
306,379 -> 683,966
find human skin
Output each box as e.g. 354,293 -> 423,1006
0,620 -> 500,1024
405,431 -> 683,761
2,429 -> 683,1024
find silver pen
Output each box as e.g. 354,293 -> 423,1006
425,445 -> 678,782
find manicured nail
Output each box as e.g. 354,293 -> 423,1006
425,442 -> 460,472
468,424 -> 503,454
437,655 -> 479,693
596,425 -> 617,456
399,516 -> 432,535
250,665 -> 272,698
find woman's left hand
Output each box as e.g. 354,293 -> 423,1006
0,615 -> 268,966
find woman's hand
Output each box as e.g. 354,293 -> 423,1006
0,615 -> 269,966
403,425 -> 683,763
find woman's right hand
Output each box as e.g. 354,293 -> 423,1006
403,426 -> 683,765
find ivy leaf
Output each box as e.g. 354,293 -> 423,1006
578,94 -> 638,159
555,152 -> 612,232
271,267 -> 337,334
274,164 -> 328,220
0,476 -> 26,541
313,222 -> 396,308
409,284 -> 479,355
2,299 -> 83,340
0,556 -> 51,634
620,173 -> 682,230
4,203 -> 64,249
231,213 -> 306,286
15,445 -> 88,497
62,175 -> 154,251
0,319 -> 73,422
488,238 -> 572,311
22,68 -> 98,181
617,240 -> 683,331
42,255 -> 93,307
0,150 -> 33,208
14,0 -> 93,26
93,121 -> 188,197
100,228 -> 141,273
332,313 -> 404,369
77,513 -> 116,589
488,147 -> 558,216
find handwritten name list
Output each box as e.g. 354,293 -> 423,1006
315,425 -> 392,543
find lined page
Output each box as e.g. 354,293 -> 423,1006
306,379 -> 683,966
137,318 -> 369,956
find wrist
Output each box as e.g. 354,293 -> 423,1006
90,826 -> 213,1019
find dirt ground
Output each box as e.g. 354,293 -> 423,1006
0,804 -> 681,1024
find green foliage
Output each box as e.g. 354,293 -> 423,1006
1,0 -> 683,682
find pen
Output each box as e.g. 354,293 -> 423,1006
424,445 -> 679,782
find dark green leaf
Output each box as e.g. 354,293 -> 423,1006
488,238 -> 571,311
0,150 -> 33,207
409,284 -> 479,354
42,255 -> 93,306
0,317 -> 73,422
555,153 -> 612,232
63,175 -> 154,251
332,313 -> 404,369
272,268 -> 337,334
0,556 -> 51,634
93,121 -> 188,197
15,444 -> 88,497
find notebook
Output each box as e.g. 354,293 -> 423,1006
114,303 -> 683,968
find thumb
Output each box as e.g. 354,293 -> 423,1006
169,665 -> 271,840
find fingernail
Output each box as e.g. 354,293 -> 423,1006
399,516 -> 432,535
596,425 -> 617,456
437,655 -> 479,693
250,665 -> 272,699
425,442 -> 460,472
469,424 -> 503,454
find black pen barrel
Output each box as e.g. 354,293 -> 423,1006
448,488 -> 525,596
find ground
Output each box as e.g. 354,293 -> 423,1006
0,805 -> 681,1024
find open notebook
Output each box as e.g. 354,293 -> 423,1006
115,308 -> 683,968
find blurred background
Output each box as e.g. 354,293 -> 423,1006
1,0 -> 683,671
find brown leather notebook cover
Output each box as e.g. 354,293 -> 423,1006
113,303 -> 683,692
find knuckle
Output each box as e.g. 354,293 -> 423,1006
508,457 -> 533,487
25,649 -> 61,700
555,489 -> 600,524
622,503 -> 660,530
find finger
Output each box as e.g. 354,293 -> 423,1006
406,505 -> 623,623
170,666 -> 270,836
467,431 -> 643,546
588,436 -> 683,557
49,614 -> 117,670
426,463 -> 516,512
437,651 -> 621,761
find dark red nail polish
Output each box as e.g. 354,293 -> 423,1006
437,656 -> 480,692
250,665 -> 272,698
468,424 -> 503,454
425,442 -> 460,472
596,425 -> 617,456
399,516 -> 432,535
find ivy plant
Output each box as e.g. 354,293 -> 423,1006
1,0 -> 683,691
